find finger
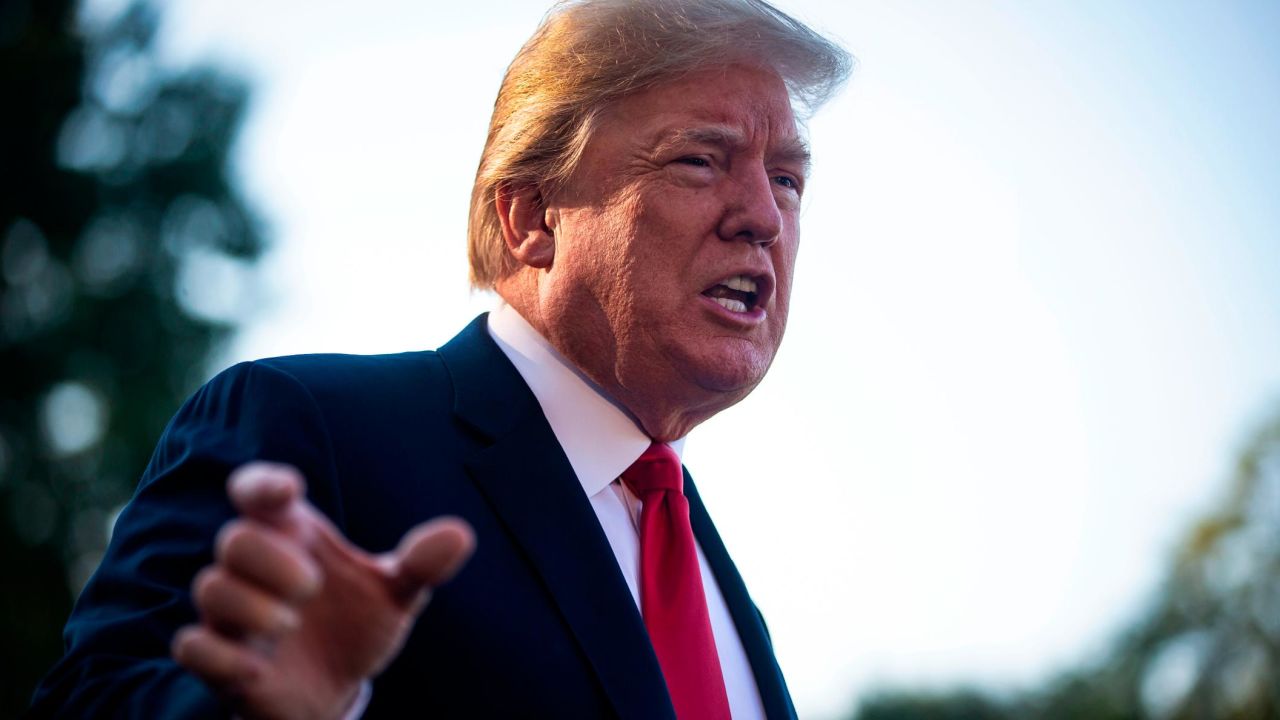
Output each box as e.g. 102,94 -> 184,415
228,463 -> 358,559
386,517 -> 476,606
192,566 -> 302,638
215,519 -> 322,601
227,463 -> 311,538
172,625 -> 266,694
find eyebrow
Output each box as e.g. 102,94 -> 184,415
652,125 -> 812,175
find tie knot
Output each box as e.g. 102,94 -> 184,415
621,442 -> 683,496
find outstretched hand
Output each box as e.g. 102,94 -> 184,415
172,463 -> 475,720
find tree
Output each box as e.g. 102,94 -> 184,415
0,1 -> 262,712
1099,406 -> 1280,719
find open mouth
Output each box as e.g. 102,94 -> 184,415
701,275 -> 763,313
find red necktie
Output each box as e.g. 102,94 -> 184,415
622,443 -> 732,720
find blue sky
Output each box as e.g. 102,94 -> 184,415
89,0 -> 1280,715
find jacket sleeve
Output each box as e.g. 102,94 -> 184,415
28,360 -> 346,719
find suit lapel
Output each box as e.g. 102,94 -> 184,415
439,315 -> 675,720
685,472 -> 798,720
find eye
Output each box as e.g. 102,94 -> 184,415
676,156 -> 712,168
773,174 -> 801,191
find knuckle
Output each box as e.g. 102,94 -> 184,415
217,521 -> 276,569
229,461 -> 304,496
191,566 -> 223,608
170,627 -> 190,657
170,625 -> 202,665
214,520 -> 249,561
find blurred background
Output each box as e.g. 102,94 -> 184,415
2,0 -> 1278,717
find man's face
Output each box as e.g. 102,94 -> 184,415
539,64 -> 806,435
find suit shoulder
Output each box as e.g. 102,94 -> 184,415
302,350 -> 451,408
187,350 -> 452,429
209,349 -> 444,391
249,350 -> 448,389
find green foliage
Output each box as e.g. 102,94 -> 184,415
851,407 -> 1280,720
0,0 -> 261,712
855,689 -> 1016,720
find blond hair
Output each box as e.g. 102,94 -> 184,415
467,0 -> 852,288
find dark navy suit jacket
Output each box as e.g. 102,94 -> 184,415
30,314 -> 795,719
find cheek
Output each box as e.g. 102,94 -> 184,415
554,205 -> 636,287
613,225 -> 695,310
632,189 -> 719,253
772,237 -> 800,304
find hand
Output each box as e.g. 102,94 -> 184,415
172,462 -> 475,720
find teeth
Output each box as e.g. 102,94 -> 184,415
724,275 -> 758,293
712,297 -> 748,313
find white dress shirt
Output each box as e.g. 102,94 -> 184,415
487,303 -> 765,720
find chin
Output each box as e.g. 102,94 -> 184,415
684,349 -> 772,398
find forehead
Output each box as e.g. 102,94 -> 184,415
604,64 -> 803,156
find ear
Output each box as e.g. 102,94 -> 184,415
495,182 -> 556,270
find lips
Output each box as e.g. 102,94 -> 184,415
701,273 -> 771,314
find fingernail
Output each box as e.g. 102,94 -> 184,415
257,470 -> 292,495
274,605 -> 301,632
230,463 -> 294,498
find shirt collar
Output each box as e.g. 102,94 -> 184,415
486,303 -> 686,497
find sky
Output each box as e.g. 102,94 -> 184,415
86,0 -> 1280,716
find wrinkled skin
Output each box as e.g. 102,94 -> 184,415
172,464 -> 474,720
498,64 -> 807,440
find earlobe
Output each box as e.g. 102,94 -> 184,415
496,183 -> 556,270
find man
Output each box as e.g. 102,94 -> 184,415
31,0 -> 850,717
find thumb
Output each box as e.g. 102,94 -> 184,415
385,517 -> 476,611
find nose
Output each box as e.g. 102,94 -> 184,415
717,166 -> 784,246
